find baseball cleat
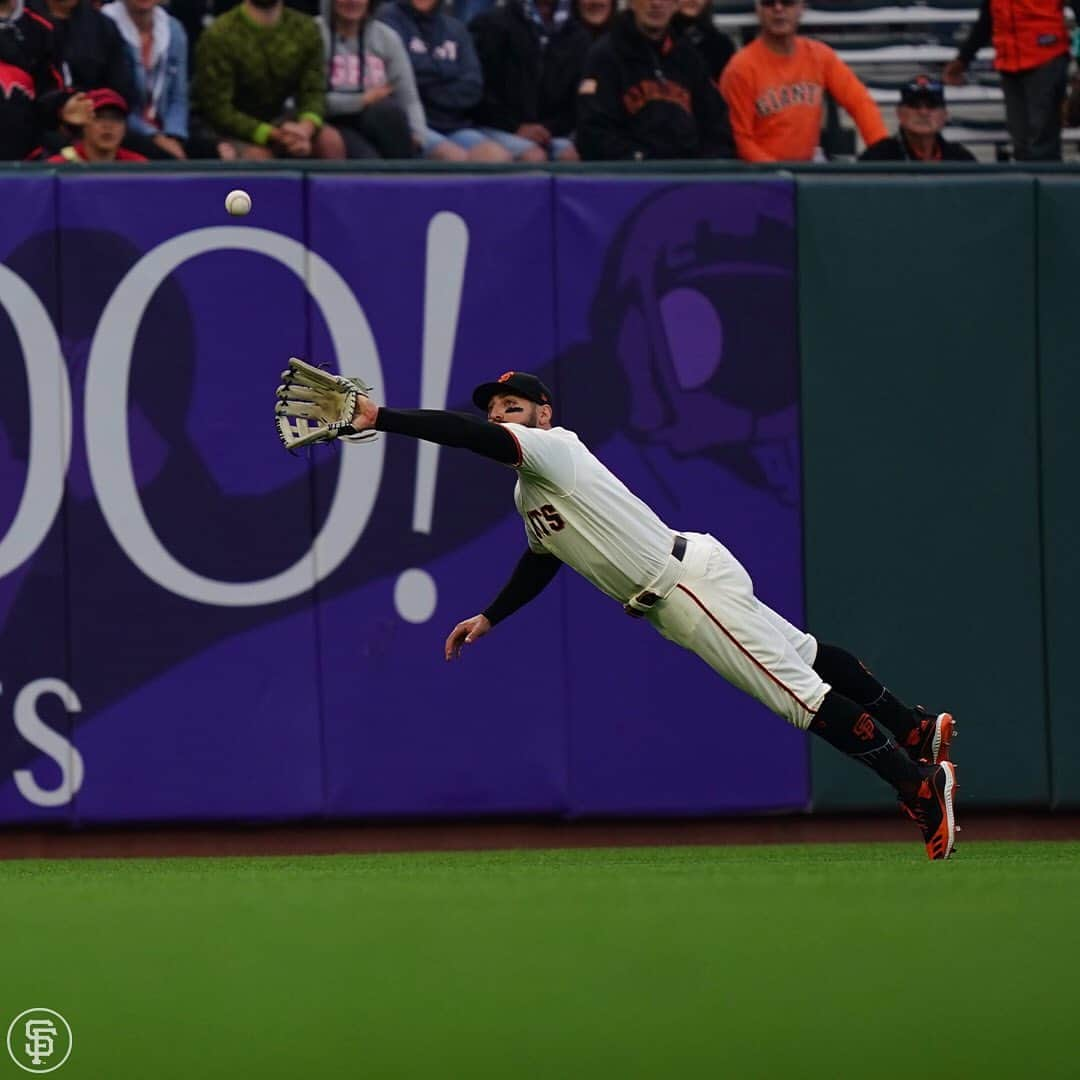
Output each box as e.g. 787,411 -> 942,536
902,762 -> 958,861
904,706 -> 956,765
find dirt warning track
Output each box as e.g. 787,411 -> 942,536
0,811 -> 1077,860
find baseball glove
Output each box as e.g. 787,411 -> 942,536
274,357 -> 378,452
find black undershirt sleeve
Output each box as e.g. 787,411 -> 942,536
374,408 -> 520,465
482,549 -> 562,626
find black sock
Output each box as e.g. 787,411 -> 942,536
809,690 -> 924,799
813,643 -> 919,744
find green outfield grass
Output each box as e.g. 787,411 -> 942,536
0,841 -> 1077,1079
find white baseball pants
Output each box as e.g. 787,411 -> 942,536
645,532 -> 829,730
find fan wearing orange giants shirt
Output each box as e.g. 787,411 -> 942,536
719,0 -> 887,162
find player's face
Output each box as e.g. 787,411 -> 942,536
487,394 -> 547,428
678,0 -> 706,18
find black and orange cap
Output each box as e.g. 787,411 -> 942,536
472,371 -> 553,410
900,74 -> 945,108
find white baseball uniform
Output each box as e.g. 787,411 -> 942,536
502,423 -> 830,730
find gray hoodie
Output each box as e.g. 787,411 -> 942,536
316,0 -> 426,138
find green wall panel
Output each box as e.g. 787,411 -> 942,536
799,176 -> 1048,810
1037,179 -> 1080,808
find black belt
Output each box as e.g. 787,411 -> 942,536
626,536 -> 688,616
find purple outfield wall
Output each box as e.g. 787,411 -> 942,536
0,173 -> 807,825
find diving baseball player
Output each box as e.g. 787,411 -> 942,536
276,365 -> 958,859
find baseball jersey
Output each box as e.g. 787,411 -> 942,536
502,424 -> 676,603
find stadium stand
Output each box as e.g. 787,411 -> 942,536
712,0 -> 1080,161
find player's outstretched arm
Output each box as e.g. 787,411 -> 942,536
350,397 -> 519,464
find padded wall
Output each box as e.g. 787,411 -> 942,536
799,176 -> 1047,809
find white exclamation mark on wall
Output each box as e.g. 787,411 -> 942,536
393,211 -> 470,625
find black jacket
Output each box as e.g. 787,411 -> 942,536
859,130 -> 977,161
470,1 -> 591,136
0,3 -> 66,159
29,0 -> 134,103
670,9 -> 734,84
576,11 -> 733,160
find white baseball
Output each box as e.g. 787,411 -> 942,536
225,189 -> 252,216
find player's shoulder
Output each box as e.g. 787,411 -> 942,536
533,424 -> 581,445
505,424 -> 581,464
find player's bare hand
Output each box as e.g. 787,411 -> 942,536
445,614 -> 491,661
350,391 -> 379,433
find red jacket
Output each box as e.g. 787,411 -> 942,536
963,0 -> 1068,73
993,0 -> 1067,70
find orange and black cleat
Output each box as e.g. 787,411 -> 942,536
905,706 -> 956,765
902,762 -> 958,861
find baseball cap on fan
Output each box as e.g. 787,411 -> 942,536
899,75 -> 946,108
86,87 -> 129,115
472,371 -> 553,410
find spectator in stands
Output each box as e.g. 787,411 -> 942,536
576,0 -> 733,160
29,0 -> 138,156
103,0 -> 232,159
719,0 -> 888,161
672,0 -> 734,84
377,0 -> 510,160
944,0 -> 1069,161
859,75 -> 977,162
470,0 -> 591,161
29,0 -> 135,103
316,0 -> 421,158
574,0 -> 614,40
46,86 -> 149,160
193,0 -> 344,158
0,0 -> 93,159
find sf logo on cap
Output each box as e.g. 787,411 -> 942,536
497,371 -> 516,383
